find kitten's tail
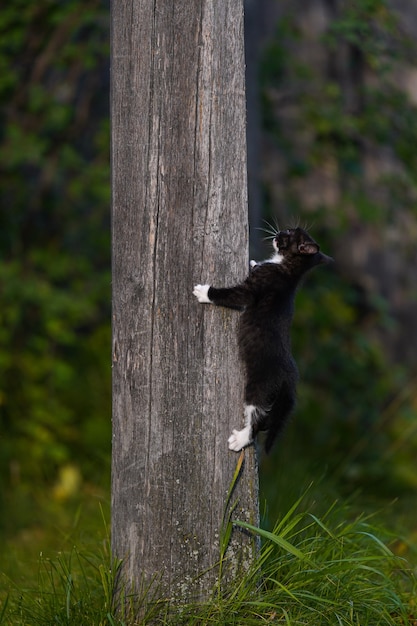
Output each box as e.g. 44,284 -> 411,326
264,385 -> 295,454
264,422 -> 283,454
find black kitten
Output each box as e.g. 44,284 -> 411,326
193,227 -> 332,453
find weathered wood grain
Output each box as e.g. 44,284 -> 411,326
111,0 -> 258,603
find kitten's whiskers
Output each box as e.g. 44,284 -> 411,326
256,218 -> 279,237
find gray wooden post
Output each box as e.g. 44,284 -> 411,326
111,0 -> 259,603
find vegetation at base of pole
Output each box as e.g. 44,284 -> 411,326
1,494 -> 415,625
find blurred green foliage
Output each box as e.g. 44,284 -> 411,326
0,0 -> 110,533
1,0 -> 417,565
259,0 -> 417,507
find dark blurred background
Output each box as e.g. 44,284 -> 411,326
1,0 -> 417,580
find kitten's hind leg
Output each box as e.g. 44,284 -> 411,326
228,404 -> 264,452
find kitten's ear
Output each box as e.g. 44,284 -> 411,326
298,242 -> 319,255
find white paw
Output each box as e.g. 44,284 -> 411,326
193,284 -> 211,303
250,260 -> 258,269
228,427 -> 252,452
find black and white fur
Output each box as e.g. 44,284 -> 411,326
193,227 -> 332,453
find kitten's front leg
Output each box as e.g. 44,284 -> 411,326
193,282 -> 250,310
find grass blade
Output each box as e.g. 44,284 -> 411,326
235,520 -> 316,566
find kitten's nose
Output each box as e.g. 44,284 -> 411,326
319,253 -> 334,265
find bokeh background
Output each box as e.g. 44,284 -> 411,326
1,0 -> 417,588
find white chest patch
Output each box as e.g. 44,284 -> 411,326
251,252 -> 284,268
270,252 -> 284,264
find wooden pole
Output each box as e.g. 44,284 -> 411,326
111,0 -> 258,603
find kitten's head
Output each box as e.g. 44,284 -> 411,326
273,227 -> 333,273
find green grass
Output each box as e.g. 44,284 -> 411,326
1,496 -> 415,625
